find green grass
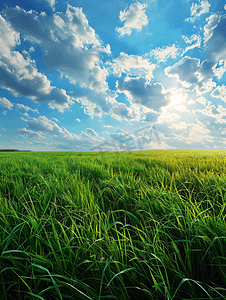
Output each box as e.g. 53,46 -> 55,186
1,149 -> 226,299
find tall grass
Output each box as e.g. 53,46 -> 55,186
1,150 -> 226,299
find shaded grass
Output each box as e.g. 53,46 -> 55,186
1,150 -> 226,299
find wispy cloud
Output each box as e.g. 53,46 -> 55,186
185,0 -> 211,23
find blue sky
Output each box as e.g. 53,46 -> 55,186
0,0 -> 226,151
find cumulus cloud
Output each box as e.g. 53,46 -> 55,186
111,102 -> 137,121
166,13 -> 226,96
72,89 -> 139,121
20,115 -> 106,150
204,14 -> 226,64
185,0 -> 211,23
213,61 -> 226,79
110,52 -> 156,79
196,96 -> 206,105
0,14 -> 72,111
117,76 -> 171,112
27,116 -> 80,140
165,56 -> 216,95
1,5 -> 110,92
150,44 -> 180,63
0,97 -> 13,110
116,2 -> 148,37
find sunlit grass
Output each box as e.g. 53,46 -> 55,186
1,150 -> 226,299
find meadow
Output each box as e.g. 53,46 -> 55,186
1,149 -> 226,299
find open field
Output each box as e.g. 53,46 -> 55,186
1,150 -> 226,299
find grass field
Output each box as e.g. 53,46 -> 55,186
1,150 -> 226,299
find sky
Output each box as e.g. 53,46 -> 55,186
0,0 -> 226,151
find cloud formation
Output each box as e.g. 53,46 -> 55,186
20,115 -> 106,150
117,76 -> 171,112
185,0 -> 211,23
72,89 -> 138,121
150,44 -> 179,63
0,97 -> 13,110
165,56 -> 216,95
27,116 -> 80,140
0,14 -> 72,111
211,85 -> 226,102
18,127 -> 45,139
1,5 -> 110,92
84,128 -> 98,137
44,0 -> 55,11
116,2 -> 148,36
16,104 -> 39,113
166,13 -> 226,96
110,52 -> 156,79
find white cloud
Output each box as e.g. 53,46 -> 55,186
72,89 -> 139,121
34,141 -> 49,146
76,118 -> 81,122
102,124 -> 113,128
85,128 -> 98,137
0,14 -> 72,111
11,140 -> 24,144
16,103 -> 39,113
157,112 -> 181,124
169,122 -> 190,130
0,97 -> 13,110
18,127 -> 45,139
196,96 -> 206,105
29,46 -> 35,53
185,0 -> 211,23
167,13 -> 226,96
181,35 -> 201,56
27,116 -> 80,140
110,52 -> 156,79
117,76 -> 171,112
20,115 -> 107,151
1,5 -> 110,93
150,44 -> 179,63
116,2 -> 148,37
211,85 -> 226,102
213,60 -> 226,79
204,14 -> 226,63
182,34 -> 199,44
143,111 -> 160,123
111,102 -> 137,121
44,0 -> 55,11
2,111 -> 7,115
165,56 -> 216,95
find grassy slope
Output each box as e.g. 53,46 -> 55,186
0,150 -> 226,299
